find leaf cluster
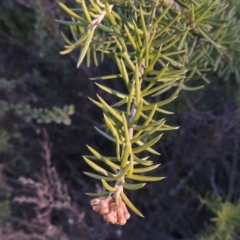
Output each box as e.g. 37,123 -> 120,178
56,0 -> 240,217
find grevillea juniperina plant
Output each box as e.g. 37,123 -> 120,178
56,0 -> 240,225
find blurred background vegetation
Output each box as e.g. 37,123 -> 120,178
0,0 -> 240,239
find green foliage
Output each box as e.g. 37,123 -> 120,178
0,129 -> 11,152
0,0 -> 76,126
198,195 -> 240,240
0,1 -> 35,41
56,0 -> 240,220
0,100 -> 74,125
0,77 -> 74,125
0,78 -> 20,92
0,195 -> 10,224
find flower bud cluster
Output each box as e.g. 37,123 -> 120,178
90,196 -> 130,225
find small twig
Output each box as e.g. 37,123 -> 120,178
42,128 -> 51,169
227,135 -> 239,200
210,163 -> 220,197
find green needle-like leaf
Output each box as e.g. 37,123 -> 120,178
127,157 -> 134,177
116,57 -> 130,89
132,154 -> 153,166
133,20 -> 142,49
149,3 -> 172,32
133,164 -> 160,173
90,74 -> 123,80
162,36 -> 182,51
155,108 -> 174,115
125,20 -> 143,35
127,81 -> 135,115
133,134 -> 162,154
122,112 -> 130,144
133,99 -> 143,123
195,0 -> 219,23
160,56 -> 183,68
123,182 -> 146,190
112,98 -> 128,107
151,85 -> 172,97
77,29 -> 95,68
103,114 -> 119,138
161,124 -> 179,131
142,104 -> 157,124
60,32 -> 72,45
65,31 -> 89,49
181,84 -> 204,91
121,143 -> 131,168
80,0 -> 92,23
116,137 -> 121,160
56,1 -> 88,23
84,157 -> 115,177
59,48 -> 76,55
102,179 -> 117,192
121,191 -> 144,217
197,27 -> 225,50
131,120 -> 165,142
56,19 -> 85,26
142,80 -> 177,97
95,83 -> 127,99
86,192 -> 110,197
203,5 -> 228,19
94,126 -> 116,142
145,48 -> 162,74
87,145 -> 121,168
142,95 -> 177,111
115,37 -> 123,52
123,52 -> 136,72
124,24 -> 137,50
152,34 -> 179,48
135,64 -> 141,105
174,0 -> 190,9
115,160 -> 133,180
87,0 -> 102,13
88,97 -> 103,109
70,23 -> 78,42
133,118 -> 165,131
84,172 -> 114,181
154,13 -> 180,39
127,174 -> 165,182
85,155 -> 119,162
135,140 -> 160,155
97,23 -> 113,32
97,95 -> 122,122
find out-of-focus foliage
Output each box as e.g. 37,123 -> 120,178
0,194 -> 10,224
198,194 -> 240,240
0,77 -> 74,125
0,0 -> 75,126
